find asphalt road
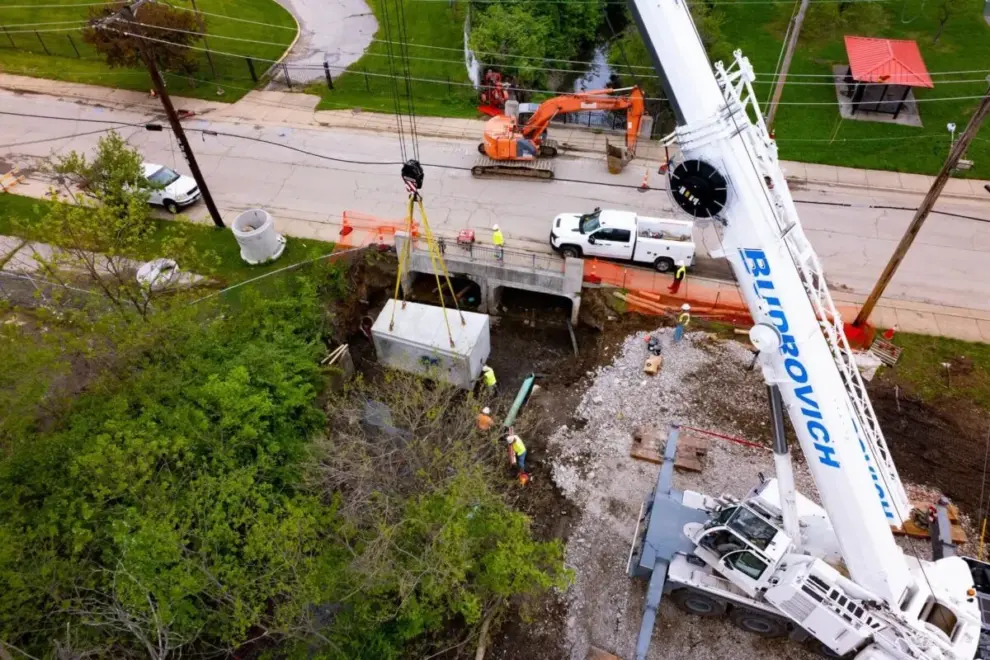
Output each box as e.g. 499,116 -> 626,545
3,90 -> 990,311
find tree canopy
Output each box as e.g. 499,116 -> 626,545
0,133 -> 569,656
469,0 -> 606,88
83,1 -> 205,75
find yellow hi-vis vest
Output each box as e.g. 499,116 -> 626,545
483,367 -> 497,387
492,229 -> 505,246
678,312 -> 691,327
675,265 -> 687,281
510,435 -> 526,456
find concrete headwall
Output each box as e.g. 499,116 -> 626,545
394,232 -> 583,324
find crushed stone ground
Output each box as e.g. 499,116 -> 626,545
548,326 -> 960,660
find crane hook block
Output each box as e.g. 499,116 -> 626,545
402,160 -> 425,190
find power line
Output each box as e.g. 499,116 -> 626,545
94,29 -> 990,108
0,122 -> 150,149
0,19 -> 88,27
3,110 -> 988,223
161,3 -> 297,30
410,0 -> 891,4
31,13 -> 981,84
0,25 -> 85,35
0,2 -> 106,8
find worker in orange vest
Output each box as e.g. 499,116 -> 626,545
477,406 -> 494,431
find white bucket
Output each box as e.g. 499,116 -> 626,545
232,209 -> 286,265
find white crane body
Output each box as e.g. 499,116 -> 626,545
623,0 -> 984,658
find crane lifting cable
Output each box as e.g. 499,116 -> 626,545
380,0 -> 463,346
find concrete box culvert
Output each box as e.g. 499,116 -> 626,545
371,299 -> 491,390
232,209 -> 287,265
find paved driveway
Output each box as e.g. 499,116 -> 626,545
274,0 -> 377,82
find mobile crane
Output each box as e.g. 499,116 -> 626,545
621,0 -> 988,658
471,86 -> 645,180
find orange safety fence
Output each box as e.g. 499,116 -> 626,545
335,210 -> 419,251
584,258 -> 872,345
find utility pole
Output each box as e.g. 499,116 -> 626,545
766,0 -> 810,133
101,1 -> 225,228
854,81 -> 990,327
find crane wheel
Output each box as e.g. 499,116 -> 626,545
669,589 -> 727,618
728,608 -> 788,638
540,145 -> 559,158
477,143 -> 486,155
471,165 -> 485,177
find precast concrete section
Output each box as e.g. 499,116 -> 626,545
394,233 -> 584,324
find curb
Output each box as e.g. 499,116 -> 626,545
263,0 -> 304,81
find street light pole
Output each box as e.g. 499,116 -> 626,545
101,1 -> 225,228
853,81 -> 990,328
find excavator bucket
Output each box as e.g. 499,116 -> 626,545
605,138 -> 633,174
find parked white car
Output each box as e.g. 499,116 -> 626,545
142,163 -> 201,214
549,207 -> 696,273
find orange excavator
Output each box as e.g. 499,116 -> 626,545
471,86 -> 646,180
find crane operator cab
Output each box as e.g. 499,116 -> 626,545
686,503 -> 792,598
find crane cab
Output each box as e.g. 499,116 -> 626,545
686,502 -> 791,598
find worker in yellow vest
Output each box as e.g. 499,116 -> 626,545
482,364 -> 498,395
492,224 -> 505,262
674,303 -> 691,343
506,427 -> 527,475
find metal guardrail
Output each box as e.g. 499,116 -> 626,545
429,240 -> 565,274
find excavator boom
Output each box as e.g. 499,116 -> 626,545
520,86 -> 645,153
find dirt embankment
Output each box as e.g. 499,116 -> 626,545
869,377 -> 989,518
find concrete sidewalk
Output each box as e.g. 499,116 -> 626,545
3,72 -> 989,201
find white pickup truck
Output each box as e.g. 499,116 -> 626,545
549,208 -> 696,273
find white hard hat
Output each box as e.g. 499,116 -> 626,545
482,407 -> 491,415
681,303 -> 691,311
492,224 -> 500,231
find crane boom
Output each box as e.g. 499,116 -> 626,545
624,0 -> 915,604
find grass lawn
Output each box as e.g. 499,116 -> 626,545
0,193 -> 336,285
309,0 -> 479,117
717,0 -> 990,178
0,0 -> 297,102
889,332 -> 990,408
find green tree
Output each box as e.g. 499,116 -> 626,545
469,3 -> 554,87
84,1 -> 205,76
469,0 -> 605,89
305,371 -> 572,658
0,282 -> 332,658
28,131 -> 214,317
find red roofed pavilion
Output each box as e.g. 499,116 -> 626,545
841,36 -> 933,120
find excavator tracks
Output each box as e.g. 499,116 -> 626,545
470,157 -> 555,180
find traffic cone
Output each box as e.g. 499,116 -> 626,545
638,167 -> 650,193
882,325 -> 897,341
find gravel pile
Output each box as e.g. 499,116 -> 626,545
550,327 -> 818,660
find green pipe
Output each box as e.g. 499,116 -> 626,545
502,373 -> 536,429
